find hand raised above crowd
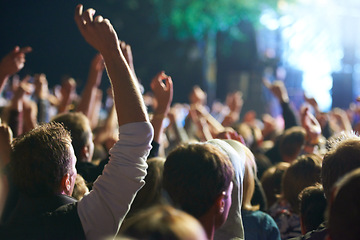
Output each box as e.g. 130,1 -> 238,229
0,46 -> 32,94
120,41 -> 136,77
301,106 -> 321,145
74,4 -> 120,57
263,78 -> 289,103
151,71 -> 173,115
34,73 -> 49,100
0,46 -> 32,77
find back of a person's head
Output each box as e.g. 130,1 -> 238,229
322,134 -> 360,199
328,168 -> 360,240
119,205 -> 207,240
10,122 -> 73,197
282,154 -> 322,214
279,126 -> 306,161
254,153 -> 272,180
261,162 -> 290,208
299,185 -> 327,234
51,112 -> 92,162
163,143 -> 234,219
126,157 -> 166,219
235,123 -> 262,150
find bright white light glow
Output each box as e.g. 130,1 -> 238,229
282,0 -> 346,111
260,0 -> 360,111
260,10 -> 280,31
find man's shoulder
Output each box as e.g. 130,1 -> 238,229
0,202 -> 85,240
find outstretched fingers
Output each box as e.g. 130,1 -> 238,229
83,8 -> 96,24
74,4 -> 119,54
74,4 -> 85,27
95,15 -> 103,23
164,76 -> 173,92
19,46 -> 32,54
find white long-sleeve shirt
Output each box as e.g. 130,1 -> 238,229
78,121 -> 153,240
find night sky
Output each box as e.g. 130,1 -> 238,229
1,1 -> 99,89
1,0 -> 269,108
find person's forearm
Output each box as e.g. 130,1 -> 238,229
151,114 -> 166,144
77,69 -> 102,118
89,90 -> 102,129
281,101 -> 298,129
0,74 -> 9,95
58,92 -> 72,114
37,98 -> 50,123
102,50 -> 148,126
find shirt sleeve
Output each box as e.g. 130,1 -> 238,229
77,121 -> 153,240
281,101 -> 299,130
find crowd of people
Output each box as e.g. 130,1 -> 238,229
0,4 -> 360,240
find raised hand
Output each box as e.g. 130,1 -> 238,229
151,71 -> 173,115
74,4 -> 120,57
75,4 -> 148,126
91,53 -> 105,75
11,75 -> 33,111
0,46 -> 32,94
0,46 -> 32,77
34,73 -> 49,100
222,91 -> 243,127
149,71 -> 173,145
216,127 -> 245,144
301,106 -> 321,144
263,78 -> 289,103
58,77 -> 77,113
120,41 -> 136,76
189,85 -> 207,105
304,94 -> 320,113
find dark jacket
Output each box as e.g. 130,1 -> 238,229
1,194 -> 85,240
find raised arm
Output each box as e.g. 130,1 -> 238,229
8,76 -> 33,136
150,71 -> 173,143
263,78 -> 298,129
34,73 -> 50,123
222,91 -> 243,127
74,5 -> 148,125
74,5 -> 152,239
0,46 -> 32,94
76,53 -> 104,118
57,77 -> 77,113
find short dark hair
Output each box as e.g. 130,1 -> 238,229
10,122 -> 73,197
279,126 -> 306,159
322,135 -> 360,199
51,112 -> 91,162
126,157 -> 166,219
282,154 -> 322,214
121,205 -> 206,240
328,168 -> 360,240
299,185 -> 327,233
163,143 -> 234,218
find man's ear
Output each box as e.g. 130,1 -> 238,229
215,193 -> 226,215
81,145 -> 90,161
60,173 -> 71,196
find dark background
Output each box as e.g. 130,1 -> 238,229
0,0 -> 207,103
0,0 -> 304,115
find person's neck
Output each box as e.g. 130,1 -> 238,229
198,213 -> 216,240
